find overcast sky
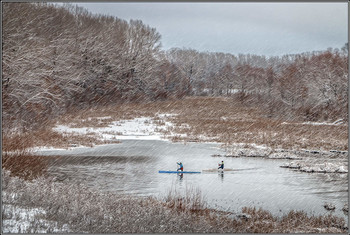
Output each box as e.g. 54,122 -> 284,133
71,2 -> 347,56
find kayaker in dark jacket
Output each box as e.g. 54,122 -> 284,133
218,160 -> 224,169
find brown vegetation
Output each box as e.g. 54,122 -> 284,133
3,96 -> 345,160
2,153 -> 48,180
55,97 -> 348,151
163,186 -> 207,213
2,133 -> 47,180
3,172 -> 347,233
3,127 -> 120,152
29,128 -> 120,148
2,128 -> 120,181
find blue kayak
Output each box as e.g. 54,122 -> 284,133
159,170 -> 201,174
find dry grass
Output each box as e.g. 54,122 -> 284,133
29,128 -> 120,148
57,97 -> 348,151
3,97 -> 346,155
2,152 -> 48,180
3,172 -> 347,233
2,132 -> 35,153
67,117 -> 115,128
163,186 -> 207,213
2,132 -> 49,180
3,128 -> 120,152
233,207 -> 347,233
2,129 -> 120,180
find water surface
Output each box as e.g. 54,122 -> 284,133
38,140 -> 348,218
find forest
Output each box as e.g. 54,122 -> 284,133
2,2 -> 348,132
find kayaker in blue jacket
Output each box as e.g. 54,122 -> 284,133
218,160 -> 224,170
177,162 -> 183,171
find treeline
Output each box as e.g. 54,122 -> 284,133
166,47 -> 348,121
2,3 -> 348,131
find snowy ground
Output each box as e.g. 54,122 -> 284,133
279,158 -> 348,173
2,203 -> 70,233
281,119 -> 346,126
32,114 -> 182,152
219,144 -> 348,174
54,114 -> 178,141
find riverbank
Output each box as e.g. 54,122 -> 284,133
17,97 -> 345,174
2,170 -> 347,233
216,145 -> 348,174
5,97 -> 345,151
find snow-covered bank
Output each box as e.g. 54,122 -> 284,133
222,143 -> 300,159
280,161 -> 348,173
281,119 -> 346,126
53,115 -> 173,141
33,114 -> 179,152
219,144 -> 348,174
2,203 -> 70,233
276,150 -> 348,174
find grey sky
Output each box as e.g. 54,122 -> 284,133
71,2 -> 347,56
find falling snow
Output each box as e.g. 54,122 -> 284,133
2,2 -> 348,233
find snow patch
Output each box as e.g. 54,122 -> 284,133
226,144 -> 271,157
302,121 -> 340,126
2,204 -> 70,233
53,114 -> 178,142
156,113 -> 177,118
268,152 -> 302,160
282,119 -> 345,126
280,161 -> 348,173
30,146 -> 73,151
88,116 -> 112,120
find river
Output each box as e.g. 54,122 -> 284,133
37,139 -> 348,219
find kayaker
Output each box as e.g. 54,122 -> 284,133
177,162 -> 183,171
218,160 -> 224,170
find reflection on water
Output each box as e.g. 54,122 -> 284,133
39,140 -> 348,219
218,172 -> 224,182
177,173 -> 184,185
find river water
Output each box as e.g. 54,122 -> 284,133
38,139 -> 348,219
